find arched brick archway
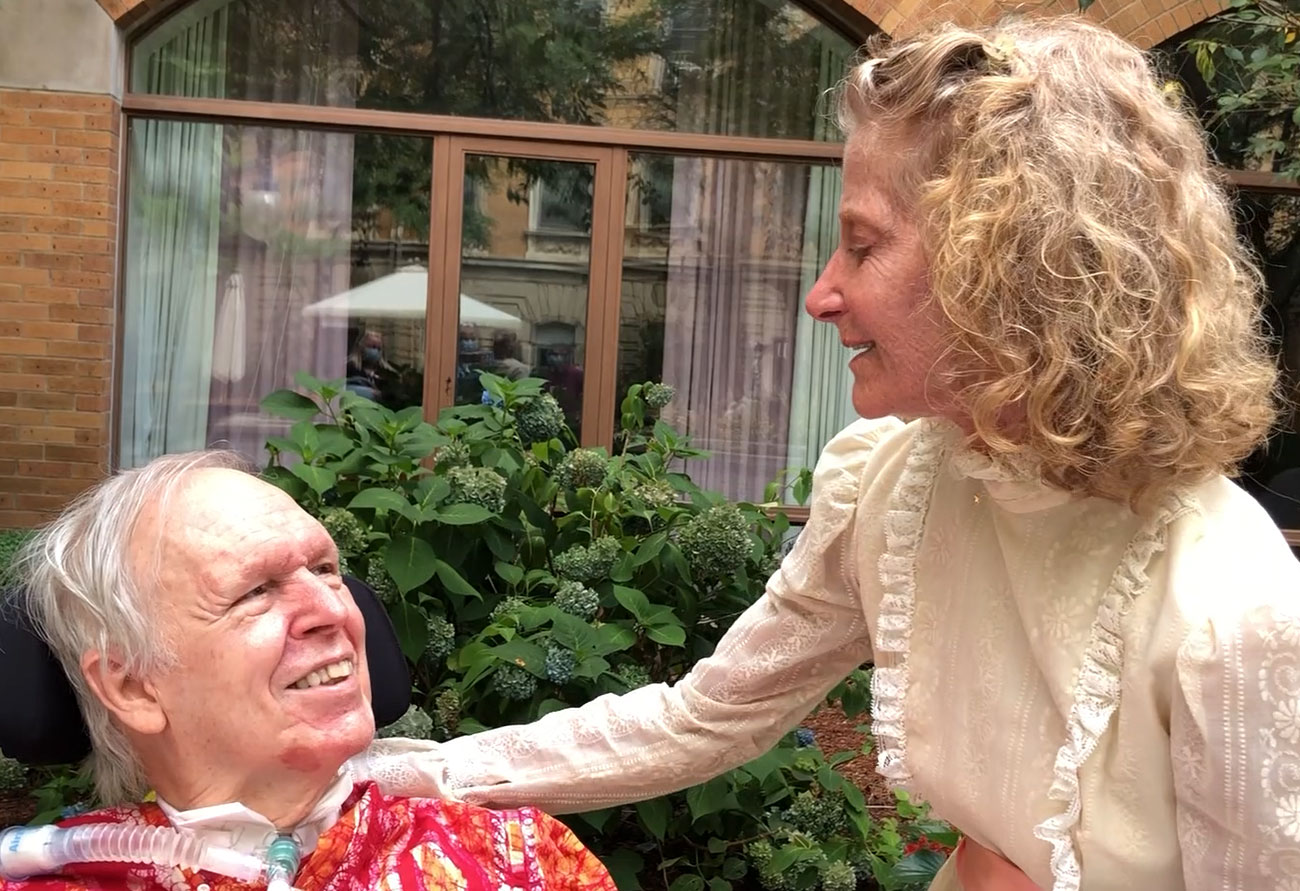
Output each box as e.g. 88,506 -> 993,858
98,0 -> 1228,46
842,0 -> 1228,48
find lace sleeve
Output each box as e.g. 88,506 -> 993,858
354,419 -> 900,813
1171,598 -> 1300,889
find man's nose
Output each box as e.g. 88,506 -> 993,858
287,570 -> 351,636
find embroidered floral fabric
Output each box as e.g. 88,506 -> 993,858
0,782 -> 615,891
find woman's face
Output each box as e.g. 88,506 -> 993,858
804,136 -> 955,422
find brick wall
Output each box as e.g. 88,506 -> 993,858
0,88 -> 119,529
845,0 -> 1226,47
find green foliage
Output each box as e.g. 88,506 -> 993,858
0,528 -> 34,585
1178,0 -> 1300,179
258,371 -> 949,888
0,753 -> 27,795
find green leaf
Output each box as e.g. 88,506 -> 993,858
494,561 -> 524,586
348,488 -> 413,515
387,599 -> 428,662
706,837 -> 729,855
289,462 -> 336,496
646,623 -> 686,647
685,776 -> 735,821
551,612 -> 597,651
260,388 -> 321,420
383,535 -> 439,594
435,503 -> 495,525
631,531 -> 668,566
601,850 -> 644,891
707,880 -> 732,891
573,807 -> 615,832
573,655 -> 610,679
434,559 -> 481,599
490,638 -> 548,677
886,849 -> 947,883
667,877 -> 704,891
612,585 -> 652,623
635,796 -> 670,840
721,858 -> 748,881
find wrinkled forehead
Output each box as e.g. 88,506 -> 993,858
132,469 -> 326,598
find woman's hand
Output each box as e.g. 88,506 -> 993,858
954,838 -> 1041,891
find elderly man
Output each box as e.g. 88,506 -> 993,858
2,451 -> 613,891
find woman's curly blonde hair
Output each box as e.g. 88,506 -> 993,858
837,17 -> 1279,511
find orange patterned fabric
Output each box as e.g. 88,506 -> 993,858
0,782 -> 615,891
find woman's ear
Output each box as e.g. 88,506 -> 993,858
80,650 -> 167,736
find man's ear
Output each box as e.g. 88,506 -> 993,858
80,650 -> 167,736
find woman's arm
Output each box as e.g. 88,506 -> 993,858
354,419 -> 900,813
1171,595 -> 1300,889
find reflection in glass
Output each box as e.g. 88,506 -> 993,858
1236,190 -> 1300,531
120,120 -> 430,466
454,157 -> 593,430
131,0 -> 855,141
618,153 -> 851,502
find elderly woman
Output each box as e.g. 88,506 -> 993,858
356,17 -> 1300,891
3,452 -> 614,891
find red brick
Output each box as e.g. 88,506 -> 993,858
3,92 -> 114,114
25,216 -> 81,235
0,442 -> 46,460
3,408 -> 48,425
72,426 -> 107,445
44,444 -> 104,463
43,411 -> 105,429
51,165 -> 111,184
55,130 -> 114,149
3,197 -> 54,215
46,340 -> 110,359
18,320 -> 79,339
48,271 -> 108,289
0,126 -> 53,144
23,252 -> 80,270
28,182 -> 83,199
18,491 -> 86,510
0,232 -> 52,251
48,303 -> 111,323
16,391 -> 76,410
79,255 -> 114,273
18,459 -> 105,479
1,302 -> 48,320
1,374 -> 47,392
25,110 -> 85,129
80,220 -> 113,238
0,265 -> 50,285
25,285 -> 79,303
51,235 -> 109,254
26,145 -> 88,164
83,113 -> 117,132
0,144 -> 28,162
0,337 -> 45,355
18,356 -> 77,375
50,200 -> 109,220
0,107 -> 30,126
74,395 -> 110,413
0,215 -> 21,232
0,161 -> 53,180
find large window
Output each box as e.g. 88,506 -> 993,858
131,0 -> 852,141
119,0 -> 858,504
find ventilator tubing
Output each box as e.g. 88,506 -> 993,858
0,823 -> 265,881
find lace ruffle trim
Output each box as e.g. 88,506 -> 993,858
1031,490 -> 1195,891
871,420 -> 946,790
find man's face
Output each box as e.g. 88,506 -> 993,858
132,469 -> 374,790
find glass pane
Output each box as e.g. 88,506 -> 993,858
454,156 -> 592,429
1236,189 -> 1300,532
130,0 -> 855,141
618,152 -> 850,502
119,120 -> 431,466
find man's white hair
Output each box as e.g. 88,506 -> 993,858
13,450 -> 254,804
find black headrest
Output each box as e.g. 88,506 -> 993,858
0,576 -> 410,766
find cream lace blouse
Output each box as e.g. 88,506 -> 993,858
355,417 -> 1300,891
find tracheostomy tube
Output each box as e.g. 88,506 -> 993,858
0,823 -> 266,882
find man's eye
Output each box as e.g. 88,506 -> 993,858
313,562 -> 339,576
847,245 -> 873,263
236,584 -> 269,604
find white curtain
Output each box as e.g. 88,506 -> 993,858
786,42 -> 857,478
119,3 -> 228,467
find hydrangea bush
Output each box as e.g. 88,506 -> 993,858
254,372 -> 950,890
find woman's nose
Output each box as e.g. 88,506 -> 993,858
805,264 -> 847,321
